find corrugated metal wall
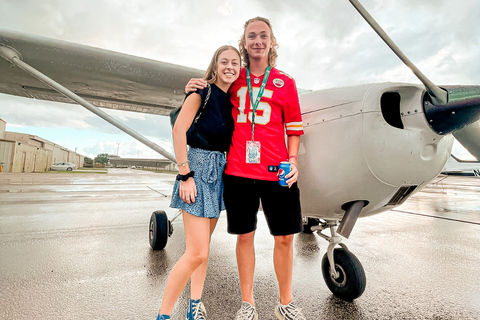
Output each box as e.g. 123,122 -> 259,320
0,141 -> 14,172
10,143 -> 53,173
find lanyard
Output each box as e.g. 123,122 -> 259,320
246,66 -> 271,141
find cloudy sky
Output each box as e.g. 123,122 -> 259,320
1,0 -> 479,159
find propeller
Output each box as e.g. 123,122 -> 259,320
452,122 -> 480,160
348,0 -> 480,152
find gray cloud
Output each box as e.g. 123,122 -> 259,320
1,0 -> 479,158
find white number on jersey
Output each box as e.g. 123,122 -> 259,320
236,87 -> 272,125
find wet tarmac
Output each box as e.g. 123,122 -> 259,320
1,169 -> 479,320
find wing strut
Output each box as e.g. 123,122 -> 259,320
0,44 -> 177,163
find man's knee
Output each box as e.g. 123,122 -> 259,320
274,234 -> 294,247
237,231 -> 255,246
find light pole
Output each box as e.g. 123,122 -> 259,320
116,142 -> 120,156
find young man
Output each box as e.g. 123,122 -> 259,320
186,17 -> 306,320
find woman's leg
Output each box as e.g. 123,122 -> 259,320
190,217 -> 218,299
158,211 -> 213,315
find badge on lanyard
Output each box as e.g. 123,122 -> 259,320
245,66 -> 271,164
246,140 -> 261,164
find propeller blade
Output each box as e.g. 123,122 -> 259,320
348,0 -> 448,106
349,1 -> 480,141
452,121 -> 480,160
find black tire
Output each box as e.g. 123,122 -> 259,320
302,217 -> 320,233
67,167 -> 73,171
321,248 -> 366,300
149,210 -> 169,250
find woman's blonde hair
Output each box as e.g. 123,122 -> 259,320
238,16 -> 278,68
204,45 -> 241,84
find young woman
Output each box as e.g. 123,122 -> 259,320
155,45 -> 241,320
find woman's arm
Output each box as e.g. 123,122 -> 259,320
172,93 -> 202,203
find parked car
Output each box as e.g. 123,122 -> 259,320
50,162 -> 77,171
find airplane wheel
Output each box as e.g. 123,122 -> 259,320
149,210 -> 170,250
321,248 -> 366,300
302,218 -> 320,233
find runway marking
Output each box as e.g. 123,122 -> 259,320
391,209 -> 480,226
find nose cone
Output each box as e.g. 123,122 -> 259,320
424,85 -> 480,135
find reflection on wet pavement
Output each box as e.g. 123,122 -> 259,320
1,170 -> 479,319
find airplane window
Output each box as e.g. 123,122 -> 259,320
381,92 -> 404,129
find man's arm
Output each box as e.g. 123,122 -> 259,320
185,78 -> 208,94
285,135 -> 301,187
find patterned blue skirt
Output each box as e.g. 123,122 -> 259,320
170,147 -> 226,218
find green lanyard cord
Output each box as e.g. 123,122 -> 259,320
246,66 -> 271,141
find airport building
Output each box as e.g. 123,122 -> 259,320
0,118 -> 84,173
108,154 -> 176,171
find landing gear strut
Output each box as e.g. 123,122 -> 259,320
308,200 -> 367,300
313,221 -> 366,300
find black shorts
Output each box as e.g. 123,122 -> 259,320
223,174 -> 302,236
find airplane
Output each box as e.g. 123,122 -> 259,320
1,0 -> 479,302
442,155 -> 480,177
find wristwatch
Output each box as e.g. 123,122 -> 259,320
176,171 -> 195,181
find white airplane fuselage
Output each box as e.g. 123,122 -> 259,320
298,83 -> 454,221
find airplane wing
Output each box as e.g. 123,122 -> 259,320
0,28 -> 204,116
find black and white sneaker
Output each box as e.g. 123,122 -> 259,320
235,301 -> 258,320
274,301 -> 306,320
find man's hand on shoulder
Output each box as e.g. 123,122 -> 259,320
185,78 -> 208,94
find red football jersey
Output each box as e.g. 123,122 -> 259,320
225,67 -> 304,181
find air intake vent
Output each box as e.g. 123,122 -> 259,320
381,92 -> 404,129
387,185 -> 417,205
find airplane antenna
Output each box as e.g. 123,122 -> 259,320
147,186 -> 168,197
348,0 -> 448,106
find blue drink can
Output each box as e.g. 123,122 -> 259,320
278,161 -> 291,187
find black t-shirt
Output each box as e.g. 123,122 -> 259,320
187,83 -> 234,152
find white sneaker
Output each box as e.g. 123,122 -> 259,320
235,301 -> 258,320
274,301 -> 306,320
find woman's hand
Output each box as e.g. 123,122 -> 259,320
185,78 -> 208,94
285,162 -> 298,188
179,178 -> 197,204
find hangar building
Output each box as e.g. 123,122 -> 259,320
0,118 -> 84,173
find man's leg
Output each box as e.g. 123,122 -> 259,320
237,231 -> 256,305
262,181 -> 305,319
273,234 -> 307,320
273,234 -> 294,305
